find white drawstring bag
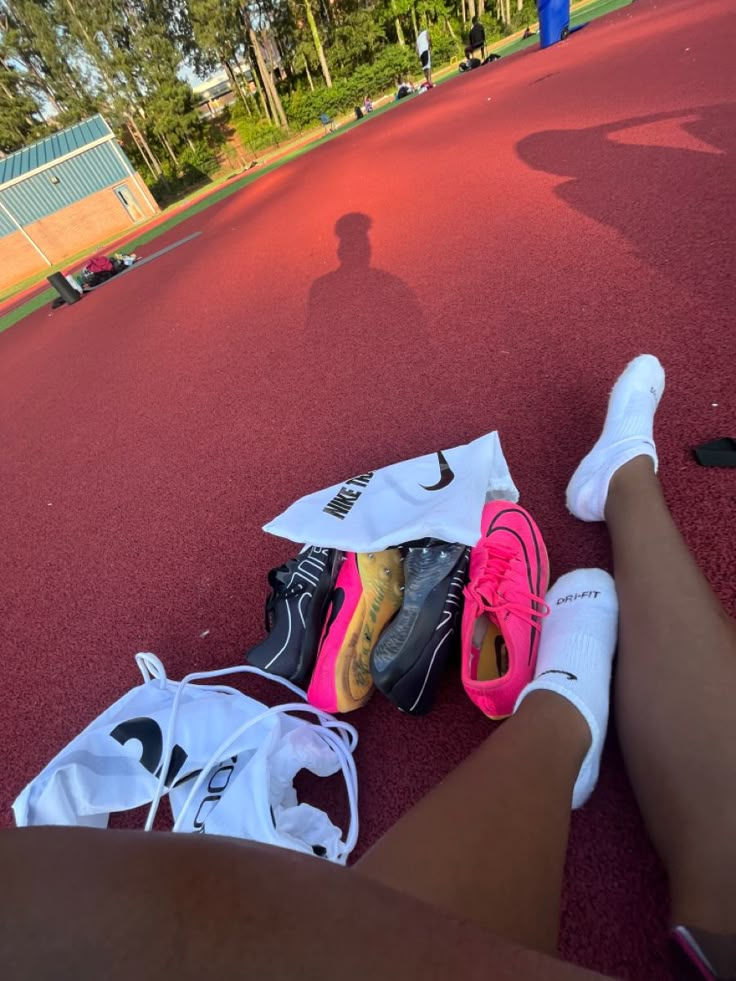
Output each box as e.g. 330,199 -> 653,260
13,655 -> 359,865
263,431 -> 518,552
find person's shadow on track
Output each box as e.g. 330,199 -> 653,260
301,213 -> 435,458
516,104 -> 735,304
305,212 -> 425,363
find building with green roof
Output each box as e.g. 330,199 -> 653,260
0,115 -> 158,292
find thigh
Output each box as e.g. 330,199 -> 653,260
0,827 -> 610,981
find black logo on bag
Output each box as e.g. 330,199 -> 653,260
110,717 -> 239,832
421,451 -> 455,492
190,757 -> 239,833
110,717 -> 200,788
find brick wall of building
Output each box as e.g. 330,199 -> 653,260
0,231 -> 43,292
130,173 -> 160,218
0,174 -> 159,294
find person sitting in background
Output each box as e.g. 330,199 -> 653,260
395,77 -> 415,100
364,95 -> 374,113
522,25 -> 537,39
468,16 -> 486,58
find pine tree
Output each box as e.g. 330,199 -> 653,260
1,0 -> 93,119
0,49 -> 43,152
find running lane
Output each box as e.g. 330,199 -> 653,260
1,1 -> 734,976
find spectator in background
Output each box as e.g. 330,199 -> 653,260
364,95 -> 374,113
416,28 -> 432,83
395,77 -> 415,100
468,16 -> 486,59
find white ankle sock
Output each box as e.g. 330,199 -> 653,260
566,355 -> 665,522
514,569 -> 618,809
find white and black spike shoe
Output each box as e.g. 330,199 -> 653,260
370,542 -> 469,715
246,547 -> 341,685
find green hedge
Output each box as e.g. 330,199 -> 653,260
229,110 -> 289,153
429,31 -> 463,65
281,36 -> 470,129
230,37 -> 473,146
178,35 -> 470,172
283,44 -> 420,129
145,137 -> 219,204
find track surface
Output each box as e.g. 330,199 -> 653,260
1,1 -> 734,976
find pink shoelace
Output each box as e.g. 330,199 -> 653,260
464,540 -> 550,628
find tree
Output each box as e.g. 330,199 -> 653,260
49,0 -> 200,170
0,50 -> 43,151
1,0 -> 93,118
241,2 -> 288,127
133,24 -> 202,165
247,21 -> 288,126
2,0 -> 492,180
188,0 -> 258,114
390,0 -> 405,44
328,10 -> 384,72
301,0 -> 331,86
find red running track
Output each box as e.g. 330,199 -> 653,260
1,0 -> 734,975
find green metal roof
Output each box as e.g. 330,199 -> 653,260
0,115 -> 113,187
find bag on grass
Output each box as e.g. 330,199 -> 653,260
13,654 -> 359,864
263,431 -> 518,552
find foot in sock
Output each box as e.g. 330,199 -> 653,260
514,569 -> 618,808
567,354 -> 665,522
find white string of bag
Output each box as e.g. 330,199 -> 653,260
136,654 -> 359,865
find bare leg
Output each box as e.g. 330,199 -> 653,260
357,690 -> 590,954
3,648 -> 603,974
0,826 -> 610,981
606,457 -> 736,938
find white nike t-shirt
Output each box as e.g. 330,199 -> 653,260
416,30 -> 430,56
263,432 -> 518,551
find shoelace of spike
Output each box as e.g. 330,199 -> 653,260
464,542 -> 550,628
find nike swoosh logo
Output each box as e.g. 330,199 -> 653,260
319,587 -> 345,648
421,450 -> 455,492
538,669 -> 578,681
486,509 -> 545,665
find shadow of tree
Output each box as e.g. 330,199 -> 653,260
516,104 -> 735,300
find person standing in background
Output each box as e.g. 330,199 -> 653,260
468,16 -> 486,59
416,28 -> 432,83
